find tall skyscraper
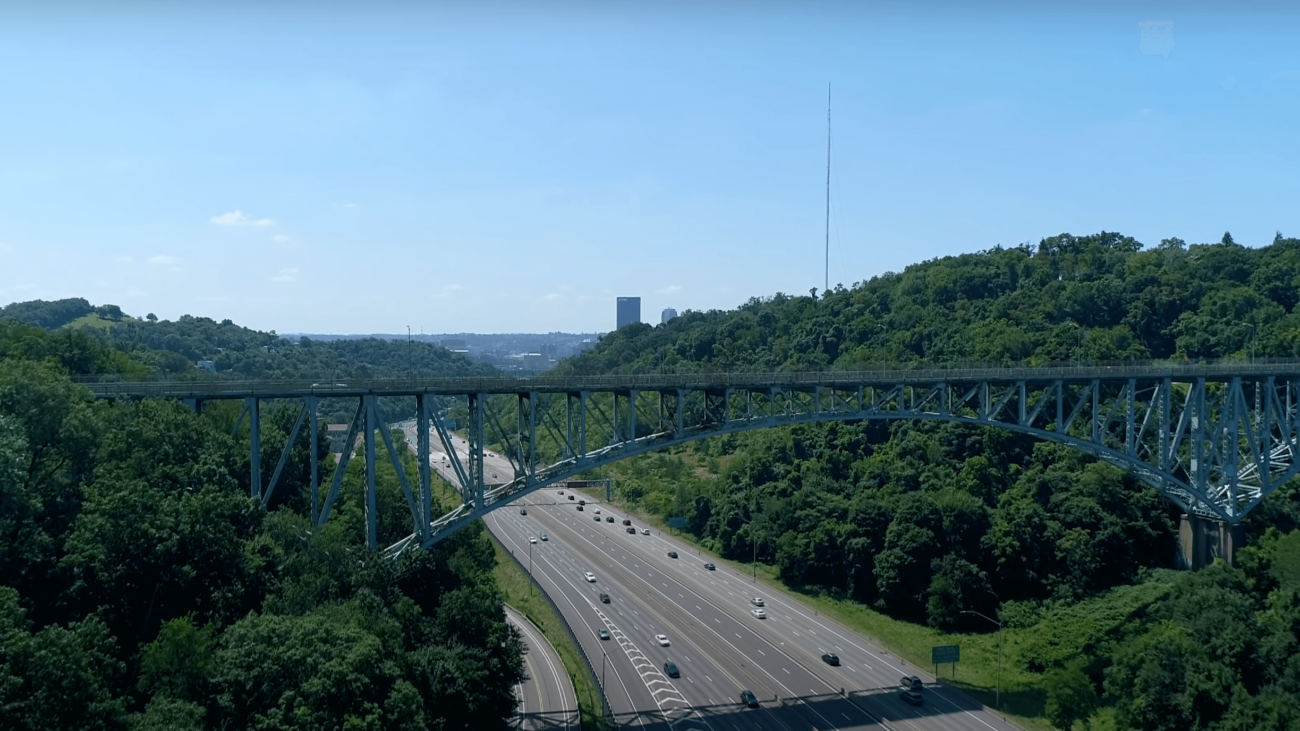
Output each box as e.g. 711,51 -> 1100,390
661,308 -> 678,324
616,297 -> 641,329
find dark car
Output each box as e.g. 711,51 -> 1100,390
577,505 -> 583,511
667,551 -> 678,559
519,508 -> 527,515
704,563 -> 716,570
579,500 -> 585,506
821,653 -> 840,666
622,519 -> 632,526
900,675 -> 922,691
740,690 -> 759,708
626,526 -> 636,534
606,516 -> 615,523
594,515 -> 601,521
900,690 -> 922,706
599,592 -> 610,603
663,661 -> 680,678
568,495 -> 575,500
598,629 -> 610,640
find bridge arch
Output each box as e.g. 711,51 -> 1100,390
85,363 -> 1300,558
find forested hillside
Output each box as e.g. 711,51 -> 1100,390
0,335 -> 523,729
559,232 -> 1300,729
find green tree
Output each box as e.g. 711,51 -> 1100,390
1043,659 -> 1097,730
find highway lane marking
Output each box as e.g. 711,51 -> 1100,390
486,515 -> 649,730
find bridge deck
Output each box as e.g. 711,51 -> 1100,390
79,361 -> 1300,399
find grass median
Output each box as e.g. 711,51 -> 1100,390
492,537 -> 611,731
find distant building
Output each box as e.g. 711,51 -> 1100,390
616,297 -> 641,329
661,308 -> 678,324
439,338 -> 469,354
196,360 -> 216,373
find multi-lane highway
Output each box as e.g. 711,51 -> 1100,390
491,489 -> 1021,731
401,424 -> 1019,731
504,604 -> 578,730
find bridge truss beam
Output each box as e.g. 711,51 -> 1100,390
99,366 -> 1300,557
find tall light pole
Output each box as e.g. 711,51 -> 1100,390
960,609 -> 1002,710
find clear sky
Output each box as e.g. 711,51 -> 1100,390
1,1 -> 1296,334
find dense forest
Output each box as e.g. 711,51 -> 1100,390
0,327 -> 524,729
0,302 -> 496,425
557,232 -> 1300,729
5,231 -> 1300,729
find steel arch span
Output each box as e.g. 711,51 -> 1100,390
84,363 -> 1300,557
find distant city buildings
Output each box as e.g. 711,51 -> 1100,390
616,297 -> 641,329
661,308 -> 677,324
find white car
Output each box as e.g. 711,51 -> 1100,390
751,608 -> 767,619
750,597 -> 765,607
585,572 -> 596,583
641,528 -> 650,535
529,537 -> 537,544
594,508 -> 601,514
655,634 -> 670,646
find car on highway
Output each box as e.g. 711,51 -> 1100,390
519,508 -> 527,515
703,563 -> 715,570
751,608 -> 767,619
900,690 -> 922,706
750,597 -> 764,607
577,505 -> 583,511
900,675 -> 923,691
622,519 -> 631,526
568,495 -> 574,500
529,537 -> 536,544
641,528 -> 650,535
585,572 -> 596,582
540,534 -> 548,541
598,629 -> 610,641
606,516 -> 615,523
599,593 -> 610,603
667,551 -> 678,558
821,653 -> 840,666
594,508 -> 601,514
655,634 -> 670,646
593,515 -> 601,521
626,527 -> 635,534
740,690 -> 759,708
579,499 -> 585,506
558,490 -> 563,495
663,661 -> 680,678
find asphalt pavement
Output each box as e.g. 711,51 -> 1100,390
504,604 -> 579,731
401,423 -> 1020,731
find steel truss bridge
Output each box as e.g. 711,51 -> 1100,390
86,363 -> 1300,558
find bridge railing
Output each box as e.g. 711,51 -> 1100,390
74,357 -> 1300,399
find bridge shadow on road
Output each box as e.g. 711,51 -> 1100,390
513,709 -> 581,730
595,686 -> 988,730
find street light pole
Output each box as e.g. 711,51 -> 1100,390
961,609 -> 1002,711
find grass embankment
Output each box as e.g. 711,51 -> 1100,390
590,487 -> 1057,731
492,539 -> 609,731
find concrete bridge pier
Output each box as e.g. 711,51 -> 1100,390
1178,513 -> 1244,569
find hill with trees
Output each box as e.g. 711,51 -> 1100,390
553,231 -> 1300,729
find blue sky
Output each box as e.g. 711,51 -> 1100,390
1,1 -> 1296,334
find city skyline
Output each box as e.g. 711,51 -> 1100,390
1,1 -> 1296,334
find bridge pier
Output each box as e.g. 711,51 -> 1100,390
1178,513 -> 1244,569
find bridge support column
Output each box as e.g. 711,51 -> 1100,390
1179,514 -> 1244,569
248,397 -> 260,499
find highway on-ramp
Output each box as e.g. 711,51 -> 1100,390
504,604 -> 579,731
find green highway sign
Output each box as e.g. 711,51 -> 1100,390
931,644 -> 960,664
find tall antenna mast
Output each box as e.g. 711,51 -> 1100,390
825,82 -> 831,294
